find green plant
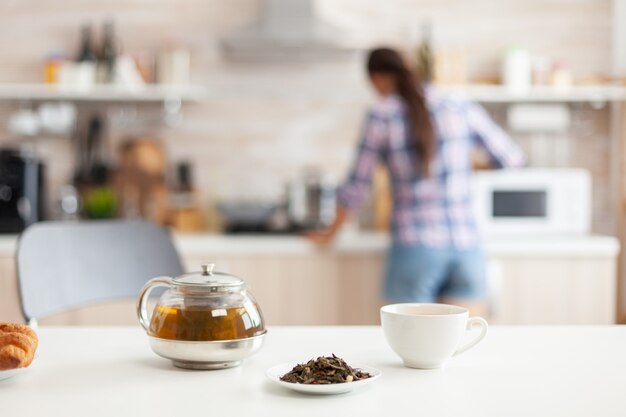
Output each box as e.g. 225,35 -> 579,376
83,187 -> 118,219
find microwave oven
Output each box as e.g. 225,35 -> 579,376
471,168 -> 591,237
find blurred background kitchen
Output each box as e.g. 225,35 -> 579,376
1,0 -> 625,325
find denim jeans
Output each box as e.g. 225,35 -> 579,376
384,244 -> 487,303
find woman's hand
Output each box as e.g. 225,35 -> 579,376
303,205 -> 349,248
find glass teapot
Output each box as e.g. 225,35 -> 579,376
137,263 -> 265,342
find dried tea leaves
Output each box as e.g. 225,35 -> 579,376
280,354 -> 371,385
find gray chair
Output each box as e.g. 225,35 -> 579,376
16,220 -> 183,325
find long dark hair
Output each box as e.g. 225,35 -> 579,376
367,47 -> 435,176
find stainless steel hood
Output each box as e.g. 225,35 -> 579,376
221,0 -> 361,60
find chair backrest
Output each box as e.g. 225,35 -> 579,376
17,220 -> 183,322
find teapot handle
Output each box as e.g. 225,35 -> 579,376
137,276 -> 174,332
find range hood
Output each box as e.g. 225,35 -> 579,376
221,0 -> 360,60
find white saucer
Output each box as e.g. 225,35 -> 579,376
266,362 -> 381,395
0,360 -> 35,381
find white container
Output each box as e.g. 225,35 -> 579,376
551,60 -> 573,90
74,62 -> 97,90
157,48 -> 190,85
114,55 -> 146,89
502,47 -> 531,94
57,62 -> 96,90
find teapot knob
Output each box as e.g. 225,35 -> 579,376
201,263 -> 215,276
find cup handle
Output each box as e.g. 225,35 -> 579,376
136,276 -> 174,332
453,316 -> 488,357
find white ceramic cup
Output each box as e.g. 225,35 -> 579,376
380,303 -> 488,369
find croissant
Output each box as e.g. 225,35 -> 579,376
0,323 -> 38,371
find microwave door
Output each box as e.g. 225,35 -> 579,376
480,189 -> 551,236
492,190 -> 547,218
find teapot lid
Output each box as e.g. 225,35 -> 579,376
172,263 -> 244,288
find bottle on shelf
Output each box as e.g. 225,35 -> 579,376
76,24 -> 97,63
502,46 -> 531,94
165,161 -> 204,232
416,20 -> 434,83
43,52 -> 64,84
75,24 -> 97,89
97,20 -> 118,84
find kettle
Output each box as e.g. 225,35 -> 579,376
287,170 -> 336,230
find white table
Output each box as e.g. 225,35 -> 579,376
2,326 -> 626,417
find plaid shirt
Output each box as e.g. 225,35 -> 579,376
338,88 -> 525,248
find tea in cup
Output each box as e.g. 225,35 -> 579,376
380,303 -> 488,369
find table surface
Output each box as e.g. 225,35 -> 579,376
2,326 -> 626,417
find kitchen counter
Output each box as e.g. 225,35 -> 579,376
0,230 -> 618,325
2,326 -> 626,417
0,231 -> 619,258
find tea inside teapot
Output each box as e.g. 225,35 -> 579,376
149,303 -> 264,341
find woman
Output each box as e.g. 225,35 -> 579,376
308,48 -> 524,315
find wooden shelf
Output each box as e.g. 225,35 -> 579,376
438,84 -> 626,103
203,81 -> 626,103
0,83 -> 623,104
0,83 -> 207,103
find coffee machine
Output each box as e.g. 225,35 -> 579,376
0,149 -> 45,233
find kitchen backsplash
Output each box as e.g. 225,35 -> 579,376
0,0 -> 615,234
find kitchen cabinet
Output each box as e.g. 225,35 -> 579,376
0,234 -> 618,325
187,254 -> 388,326
183,253 -> 616,326
179,234 -> 618,325
335,255 -> 387,325
488,257 -> 616,324
183,256 -> 341,325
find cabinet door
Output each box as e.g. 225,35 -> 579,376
336,255 -> 386,325
184,255 -> 340,325
488,257 -> 616,324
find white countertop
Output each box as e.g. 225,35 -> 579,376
2,326 -> 626,417
0,231 -> 619,258
173,232 -> 620,257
